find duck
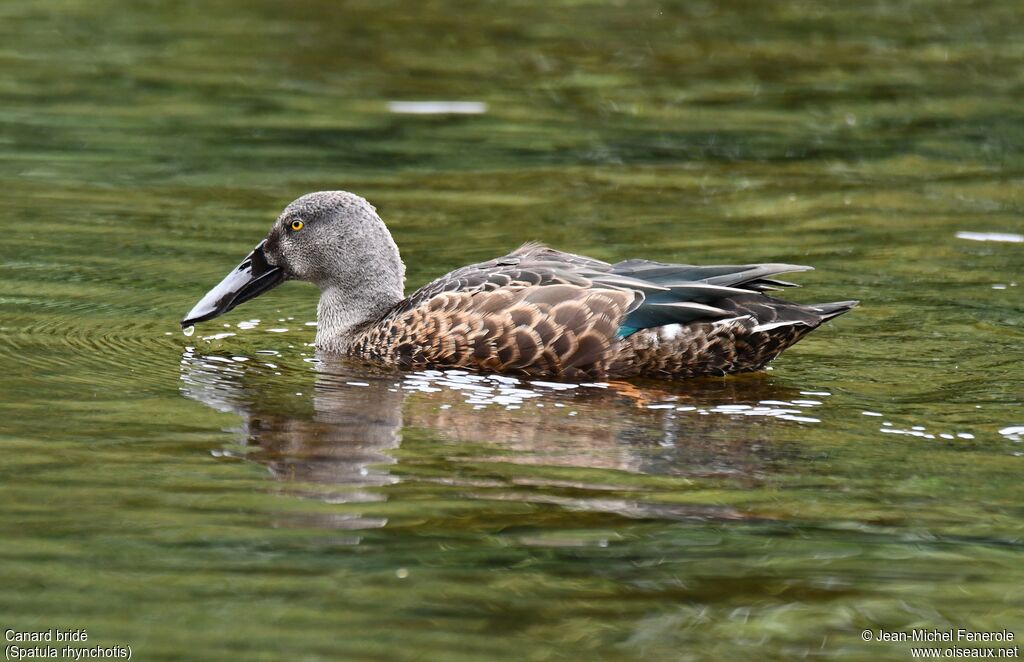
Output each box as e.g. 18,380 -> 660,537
182,191 -> 857,379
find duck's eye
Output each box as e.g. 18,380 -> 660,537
290,220 -> 304,232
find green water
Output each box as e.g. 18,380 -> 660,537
1,0 -> 1022,659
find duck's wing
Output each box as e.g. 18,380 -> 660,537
606,258 -> 827,335
390,244 -> 842,335
392,243 -> 617,313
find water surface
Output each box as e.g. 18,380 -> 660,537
1,1 -> 1022,659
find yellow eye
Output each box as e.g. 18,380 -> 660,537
290,220 -> 304,232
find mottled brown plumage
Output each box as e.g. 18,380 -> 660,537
182,191 -> 858,380
351,283 -> 633,378
346,244 -> 856,379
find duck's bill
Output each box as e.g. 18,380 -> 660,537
181,240 -> 285,328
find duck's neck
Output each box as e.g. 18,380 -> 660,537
315,283 -> 403,353
311,215 -> 406,353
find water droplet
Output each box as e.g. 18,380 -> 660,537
183,326 -> 195,337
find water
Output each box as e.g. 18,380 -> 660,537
1,0 -> 1022,659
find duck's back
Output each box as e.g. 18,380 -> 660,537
347,245 -> 856,379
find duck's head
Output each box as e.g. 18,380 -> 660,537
181,191 -> 405,329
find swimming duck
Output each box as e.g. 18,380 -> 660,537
182,191 -> 856,379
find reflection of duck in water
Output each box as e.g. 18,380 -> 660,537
182,191 -> 856,379
180,348 -> 822,526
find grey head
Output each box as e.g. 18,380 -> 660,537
182,191 -> 406,351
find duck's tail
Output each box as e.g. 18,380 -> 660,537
812,299 -> 860,322
598,257 -> 858,378
614,297 -> 856,378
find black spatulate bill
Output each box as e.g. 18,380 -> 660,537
181,240 -> 285,328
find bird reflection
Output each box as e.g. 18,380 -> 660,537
180,347 -> 822,529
